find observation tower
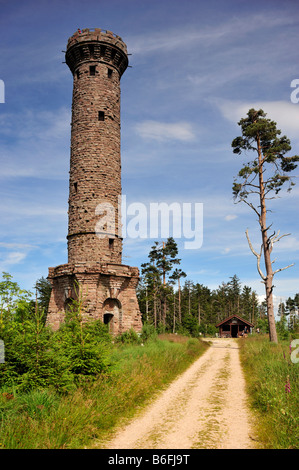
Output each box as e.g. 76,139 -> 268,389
47,28 -> 142,334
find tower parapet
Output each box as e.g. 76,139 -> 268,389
66,28 -> 128,77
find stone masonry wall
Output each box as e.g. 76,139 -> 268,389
47,263 -> 142,333
47,29 -> 142,334
67,31 -> 126,263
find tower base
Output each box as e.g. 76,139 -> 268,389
47,262 -> 142,334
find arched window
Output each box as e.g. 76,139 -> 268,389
64,297 -> 74,313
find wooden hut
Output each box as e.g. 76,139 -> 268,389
216,315 -> 254,338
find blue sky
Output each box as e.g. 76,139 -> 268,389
0,0 -> 299,312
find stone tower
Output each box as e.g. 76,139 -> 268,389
47,28 -> 142,334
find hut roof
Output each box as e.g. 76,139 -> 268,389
215,315 -> 254,328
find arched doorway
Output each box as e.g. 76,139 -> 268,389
102,298 -> 122,334
64,297 -> 74,313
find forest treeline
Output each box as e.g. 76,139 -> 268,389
0,237 -> 298,343
136,237 -> 299,337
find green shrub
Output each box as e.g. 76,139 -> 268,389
140,322 -> 157,343
114,328 -> 141,345
0,295 -> 113,393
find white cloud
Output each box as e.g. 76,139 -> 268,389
135,120 -> 195,142
0,251 -> 27,269
242,274 -> 299,299
225,215 -> 237,221
0,242 -> 35,249
0,241 -> 37,270
0,108 -> 70,180
216,99 -> 299,143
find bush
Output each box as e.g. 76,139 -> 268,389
140,322 -> 157,343
51,316 -> 112,385
276,318 -> 290,341
0,298 -> 113,393
114,328 -> 141,345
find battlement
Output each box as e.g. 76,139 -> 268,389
65,28 -> 128,76
67,28 -> 128,55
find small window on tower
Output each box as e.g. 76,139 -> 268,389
89,65 -> 96,76
74,182 -> 78,193
76,70 -> 80,79
109,238 -> 114,248
98,111 -> 105,121
108,68 -> 113,78
89,45 -> 94,57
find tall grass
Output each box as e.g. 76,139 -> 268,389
239,335 -> 299,449
0,335 -> 208,449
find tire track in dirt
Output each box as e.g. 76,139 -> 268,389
101,339 -> 256,449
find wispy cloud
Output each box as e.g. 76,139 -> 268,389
0,251 -> 27,266
0,242 -> 36,249
225,215 -> 237,221
0,108 -> 70,180
0,242 -> 35,270
135,120 -> 195,142
128,13 -> 295,55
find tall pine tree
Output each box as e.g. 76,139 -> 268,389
232,108 -> 299,342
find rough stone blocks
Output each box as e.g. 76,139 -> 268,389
47,29 -> 142,334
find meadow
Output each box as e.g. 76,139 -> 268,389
239,335 -> 299,449
0,326 -> 208,449
1,301 -> 298,449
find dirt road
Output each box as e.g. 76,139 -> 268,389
103,338 -> 257,449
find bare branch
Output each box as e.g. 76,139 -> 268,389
245,229 -> 266,281
273,263 -> 295,276
269,231 -> 291,253
273,232 -> 291,243
264,223 -> 273,233
241,199 -> 261,218
247,184 -> 260,189
271,229 -> 280,239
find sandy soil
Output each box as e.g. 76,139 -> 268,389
102,338 -> 257,449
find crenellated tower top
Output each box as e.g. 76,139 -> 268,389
65,28 -> 129,77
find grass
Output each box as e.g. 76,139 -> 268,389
239,335 -> 299,449
0,334 -> 208,449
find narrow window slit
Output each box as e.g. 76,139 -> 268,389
89,45 -> 94,57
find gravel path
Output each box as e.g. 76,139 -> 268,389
102,338 -> 257,449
